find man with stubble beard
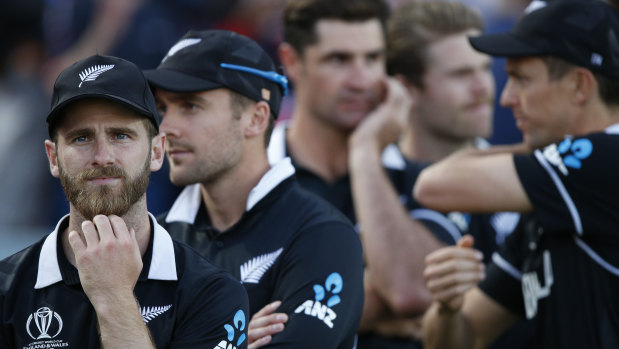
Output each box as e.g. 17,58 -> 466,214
0,54 -> 249,349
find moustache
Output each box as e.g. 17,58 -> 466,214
78,166 -> 126,182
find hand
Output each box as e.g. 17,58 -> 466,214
423,235 -> 485,313
247,301 -> 288,348
68,215 -> 143,309
350,77 -> 412,151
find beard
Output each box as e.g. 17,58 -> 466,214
59,155 -> 151,220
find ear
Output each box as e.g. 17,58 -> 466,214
150,133 -> 165,172
244,101 -> 270,139
45,140 -> 60,178
570,68 -> 596,105
279,42 -> 302,84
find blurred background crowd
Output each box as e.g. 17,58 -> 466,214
0,0 -> 529,258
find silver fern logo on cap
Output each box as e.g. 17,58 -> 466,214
78,64 -> 115,87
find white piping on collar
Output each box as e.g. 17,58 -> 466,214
165,158 -> 296,224
35,213 -> 177,289
34,215 -> 66,289
246,158 -> 295,210
267,122 -> 406,170
605,123 -> 619,135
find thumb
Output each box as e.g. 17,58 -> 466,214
457,234 -> 474,249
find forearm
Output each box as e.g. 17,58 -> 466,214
94,291 -> 155,349
350,142 -> 442,315
422,302 -> 475,349
414,144 -> 532,213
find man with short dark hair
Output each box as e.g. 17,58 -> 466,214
0,54 -> 249,349
271,0 -> 470,348
146,29 -> 364,349
415,2 -> 619,347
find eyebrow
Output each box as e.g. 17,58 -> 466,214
161,93 -> 211,106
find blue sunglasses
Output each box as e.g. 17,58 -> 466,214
220,63 -> 289,96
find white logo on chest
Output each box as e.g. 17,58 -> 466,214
140,305 -> 172,323
240,248 -> 283,284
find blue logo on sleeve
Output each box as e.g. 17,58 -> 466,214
294,272 -> 343,328
215,309 -> 246,349
557,138 -> 593,169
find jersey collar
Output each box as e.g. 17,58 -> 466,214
34,213 -> 177,289
165,157 -> 296,224
266,121 -> 407,171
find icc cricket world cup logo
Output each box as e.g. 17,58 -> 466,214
26,307 -> 63,340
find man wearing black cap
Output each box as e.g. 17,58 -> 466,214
0,54 -> 250,349
145,29 -> 364,348
414,1 -> 619,348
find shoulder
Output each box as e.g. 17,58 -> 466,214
0,238 -> 45,294
172,240 -> 236,283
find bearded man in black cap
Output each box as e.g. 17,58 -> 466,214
0,54 -> 249,349
413,1 -> 619,348
146,29 -> 364,348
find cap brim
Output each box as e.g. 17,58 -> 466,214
46,93 -> 155,136
144,68 -> 222,92
469,33 -> 544,57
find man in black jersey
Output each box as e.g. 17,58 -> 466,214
0,54 -> 249,349
268,1 -> 482,348
145,29 -> 364,348
415,2 -> 619,348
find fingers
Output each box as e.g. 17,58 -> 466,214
423,235 -> 485,312
252,301 -> 282,318
68,230 -> 86,256
248,301 -> 287,347
248,335 -> 272,349
457,234 -> 475,248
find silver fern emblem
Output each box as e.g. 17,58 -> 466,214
240,248 -> 283,284
140,305 -> 172,323
78,64 -> 115,87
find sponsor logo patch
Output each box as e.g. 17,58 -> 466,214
294,272 -> 343,328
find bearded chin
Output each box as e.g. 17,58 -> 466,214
59,158 -> 151,221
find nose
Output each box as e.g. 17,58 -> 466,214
159,110 -> 180,139
499,78 -> 517,108
471,69 -> 494,99
345,58 -> 377,91
92,137 -> 115,167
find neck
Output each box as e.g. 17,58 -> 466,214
287,108 -> 351,182
62,197 -> 151,267
399,125 -> 475,163
200,149 -> 270,232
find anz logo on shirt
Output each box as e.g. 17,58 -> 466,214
214,309 -> 246,349
294,272 -> 343,329
542,137 -> 593,176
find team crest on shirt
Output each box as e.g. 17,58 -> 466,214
542,137 -> 593,175
294,272 -> 343,329
214,310 -> 247,349
24,306 -> 69,348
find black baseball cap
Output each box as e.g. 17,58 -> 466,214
469,1 -> 619,79
144,29 -> 288,118
47,54 -> 160,138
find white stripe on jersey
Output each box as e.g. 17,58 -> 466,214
410,208 -> 462,244
492,252 -> 522,281
574,236 -> 619,277
534,150 -> 583,235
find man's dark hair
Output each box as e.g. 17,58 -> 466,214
387,1 -> 484,88
283,0 -> 389,55
541,56 -> 619,106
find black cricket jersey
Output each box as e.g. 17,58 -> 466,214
159,158 -> 365,348
480,127 -> 619,348
0,213 -> 250,349
267,123 -> 523,349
